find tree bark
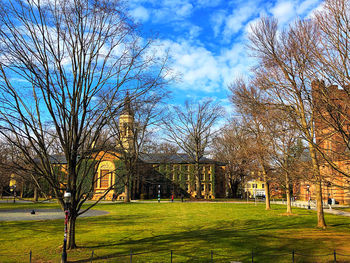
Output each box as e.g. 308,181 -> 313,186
315,180 -> 326,228
124,181 -> 130,203
261,165 -> 271,210
286,173 -> 292,214
196,162 -> 202,198
20,183 -> 24,198
34,186 -> 38,202
309,143 -> 326,228
67,213 -> 77,249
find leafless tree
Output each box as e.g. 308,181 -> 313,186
230,80 -> 274,209
212,120 -> 254,198
0,0 -> 169,248
267,108 -> 306,214
142,140 -> 179,155
248,17 -> 327,227
163,100 -> 223,198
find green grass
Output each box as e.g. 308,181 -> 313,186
1,202 -> 350,262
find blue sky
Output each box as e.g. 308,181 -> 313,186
127,0 -> 324,114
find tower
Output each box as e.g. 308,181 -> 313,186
118,93 -> 134,151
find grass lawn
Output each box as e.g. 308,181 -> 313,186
1,202 -> 350,262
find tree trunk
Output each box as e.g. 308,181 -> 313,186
20,183 -> 24,198
264,181 -> 271,210
196,162 -> 202,198
262,166 -> 271,210
0,186 -> 3,199
124,181 -> 130,203
286,173 -> 292,214
34,186 -> 38,202
315,180 -> 326,228
67,213 -> 77,249
309,143 -> 326,228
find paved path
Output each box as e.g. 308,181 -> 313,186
0,209 -> 109,221
271,200 -> 350,217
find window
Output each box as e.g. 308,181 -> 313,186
208,173 -> 212,181
122,123 -> 128,136
186,174 -> 190,181
247,184 -> 251,188
177,174 -> 181,181
208,184 -> 212,191
262,184 -> 265,188
201,184 -> 205,191
100,170 -> 110,188
186,184 -> 189,191
201,173 -> 205,181
252,184 -> 257,188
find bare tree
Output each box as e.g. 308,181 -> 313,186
267,109 -> 305,214
230,80 -> 274,209
0,0 -> 169,248
248,17 -> 327,227
142,140 -> 179,155
163,100 -> 223,198
212,120 -> 254,198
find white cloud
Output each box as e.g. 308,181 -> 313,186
210,10 -> 226,37
176,2 -> 193,17
154,35 -> 256,94
130,6 -> 150,22
188,25 -> 202,39
196,0 -> 222,8
147,0 -> 194,22
221,1 -> 260,42
306,1 -> 325,19
271,1 -> 296,24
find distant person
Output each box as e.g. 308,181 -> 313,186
171,194 -> 174,202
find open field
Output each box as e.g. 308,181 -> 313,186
1,202 -> 350,262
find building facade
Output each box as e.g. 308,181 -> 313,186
312,80 -> 350,204
92,96 -> 227,200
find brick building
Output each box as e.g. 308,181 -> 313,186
312,80 -> 350,204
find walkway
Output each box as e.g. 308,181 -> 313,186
271,200 -> 350,217
0,208 -> 109,221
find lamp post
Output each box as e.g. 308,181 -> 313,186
61,190 -> 71,263
306,185 -> 310,209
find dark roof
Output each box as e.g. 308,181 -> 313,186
47,154 -> 67,164
139,153 -> 225,165
33,154 -> 67,164
45,152 -> 226,166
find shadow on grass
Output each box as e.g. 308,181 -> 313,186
69,224 -> 341,263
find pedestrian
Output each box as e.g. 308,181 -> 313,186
171,194 -> 174,202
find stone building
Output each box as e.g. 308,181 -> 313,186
312,80 -> 350,204
92,95 -> 226,200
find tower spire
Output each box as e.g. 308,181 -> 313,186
118,91 -> 134,151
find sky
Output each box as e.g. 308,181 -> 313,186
126,0 -> 324,115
